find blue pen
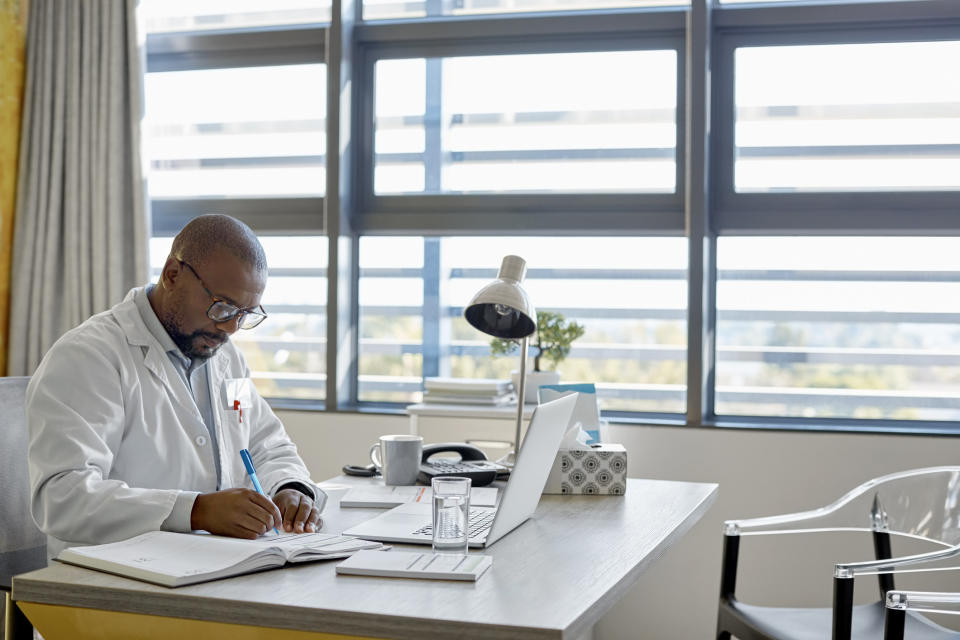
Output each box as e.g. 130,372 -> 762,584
240,448 -> 280,535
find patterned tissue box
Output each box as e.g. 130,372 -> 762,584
543,444 -> 627,495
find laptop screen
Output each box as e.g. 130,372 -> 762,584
483,393 -> 577,546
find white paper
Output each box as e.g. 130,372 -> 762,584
340,485 -> 498,508
337,550 -> 492,581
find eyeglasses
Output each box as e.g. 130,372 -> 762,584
178,261 -> 267,330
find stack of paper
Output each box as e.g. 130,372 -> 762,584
423,377 -> 515,406
337,550 -> 492,581
340,485 -> 499,508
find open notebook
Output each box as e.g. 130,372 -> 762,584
56,530 -> 384,587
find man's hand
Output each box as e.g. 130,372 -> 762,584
190,488 -> 283,539
274,488 -> 322,533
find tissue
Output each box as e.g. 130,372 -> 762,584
559,421 -> 593,449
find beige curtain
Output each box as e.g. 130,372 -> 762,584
8,0 -> 149,376
0,0 -> 30,376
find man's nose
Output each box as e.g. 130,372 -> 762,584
216,314 -> 242,334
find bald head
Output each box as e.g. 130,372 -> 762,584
150,214 -> 268,361
170,214 -> 267,274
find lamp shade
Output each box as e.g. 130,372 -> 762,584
464,255 -> 537,339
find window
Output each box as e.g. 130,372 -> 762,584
734,41 -> 960,193
143,64 -> 327,199
716,237 -> 960,422
363,0 -> 685,22
141,15 -> 328,401
373,51 -> 677,195
140,0 -> 331,33
141,0 -> 960,432
720,0 -> 923,3
358,237 -> 687,414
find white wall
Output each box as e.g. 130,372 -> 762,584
278,409 -> 960,639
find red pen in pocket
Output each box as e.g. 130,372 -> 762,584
233,400 -> 242,423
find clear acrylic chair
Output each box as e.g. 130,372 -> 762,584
885,591 -> 960,640
716,466 -> 960,640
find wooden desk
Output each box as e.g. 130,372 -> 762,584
12,477 -> 717,640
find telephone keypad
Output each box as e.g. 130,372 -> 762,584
418,459 -> 508,487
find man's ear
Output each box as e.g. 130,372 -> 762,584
160,258 -> 182,290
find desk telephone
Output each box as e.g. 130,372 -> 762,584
418,443 -> 509,487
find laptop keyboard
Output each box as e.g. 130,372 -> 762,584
412,509 -> 496,538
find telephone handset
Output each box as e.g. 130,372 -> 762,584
417,443 -> 509,487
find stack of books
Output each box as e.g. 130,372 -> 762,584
422,377 -> 516,406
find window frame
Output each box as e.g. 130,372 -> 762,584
142,0 -> 960,434
145,25 -> 328,236
711,2 -> 960,235
351,10 -> 687,234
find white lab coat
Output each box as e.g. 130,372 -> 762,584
27,288 -> 322,558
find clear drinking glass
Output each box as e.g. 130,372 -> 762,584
431,476 -> 471,555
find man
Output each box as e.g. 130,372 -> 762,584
27,214 -> 325,558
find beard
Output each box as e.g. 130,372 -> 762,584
161,316 -> 228,361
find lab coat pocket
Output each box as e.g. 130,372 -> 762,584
223,377 -> 254,412
218,407 -> 251,490
220,406 -> 250,439
221,378 -> 253,446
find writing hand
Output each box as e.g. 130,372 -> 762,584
274,488 -> 322,533
190,488 -> 283,539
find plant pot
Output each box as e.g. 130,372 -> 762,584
511,370 -> 561,404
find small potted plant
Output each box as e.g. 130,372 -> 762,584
490,310 -> 585,403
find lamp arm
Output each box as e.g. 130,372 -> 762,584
514,335 -> 528,455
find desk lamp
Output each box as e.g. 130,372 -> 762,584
464,255 -> 537,466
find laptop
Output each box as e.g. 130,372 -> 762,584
343,393 -> 578,548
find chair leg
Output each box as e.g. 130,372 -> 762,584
883,608 -> 905,640
715,605 -> 732,640
833,576 -> 854,640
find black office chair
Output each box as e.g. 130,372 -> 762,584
884,591 -> 960,640
0,377 -> 47,640
717,467 -> 960,640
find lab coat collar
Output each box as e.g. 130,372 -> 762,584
112,288 -> 230,410
114,288 -> 172,386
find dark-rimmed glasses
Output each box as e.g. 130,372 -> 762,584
178,260 -> 267,330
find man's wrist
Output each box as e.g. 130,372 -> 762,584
276,482 -> 314,500
190,492 -> 210,531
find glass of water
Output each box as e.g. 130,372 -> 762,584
431,476 -> 471,555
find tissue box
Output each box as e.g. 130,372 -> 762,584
543,444 -> 627,495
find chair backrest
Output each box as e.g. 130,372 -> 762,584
855,467 -> 960,547
0,377 -> 47,589
730,466 -> 960,548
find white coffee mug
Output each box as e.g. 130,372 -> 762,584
370,434 -> 424,485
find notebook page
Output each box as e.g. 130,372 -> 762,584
60,531 -> 272,578
250,531 -> 383,561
